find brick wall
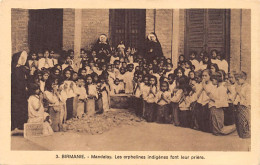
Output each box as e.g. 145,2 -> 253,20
145,9 -> 155,35
11,9 -> 29,55
230,9 -> 251,82
62,9 -> 75,51
155,9 -> 173,59
81,9 -> 109,51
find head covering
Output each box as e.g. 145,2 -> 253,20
147,32 -> 159,43
11,51 -> 28,72
98,34 -> 108,44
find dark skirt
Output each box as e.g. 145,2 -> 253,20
193,103 -> 211,132
11,98 -> 28,130
210,106 -> 236,135
171,102 -> 180,126
190,102 -> 198,129
156,104 -> 171,124
224,103 -> 235,125
95,96 -> 103,114
144,102 -> 156,122
133,97 -> 143,117
235,105 -> 251,138
179,110 -> 192,128
49,106 -> 61,132
66,97 -> 74,120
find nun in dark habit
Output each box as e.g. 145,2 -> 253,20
11,51 -> 29,132
92,34 -> 112,63
145,32 -> 164,62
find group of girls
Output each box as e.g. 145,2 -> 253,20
12,33 -> 250,139
131,50 -> 250,139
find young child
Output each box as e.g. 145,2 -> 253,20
168,73 -> 176,95
99,75 -> 110,112
184,60 -> 192,77
110,78 -> 125,95
225,71 -> 237,125
217,54 -> 229,74
38,50 -> 53,70
27,52 -> 38,76
178,78 -> 193,128
207,72 -> 236,135
199,55 -> 211,71
124,64 -> 135,94
194,69 -> 214,132
27,83 -> 53,135
144,75 -> 158,122
44,78 -> 62,132
133,73 -> 144,118
234,71 -> 251,138
178,55 -> 185,67
74,77 -> 87,118
156,81 -> 172,123
50,50 -> 58,66
60,69 -> 76,120
62,55 -> 74,71
210,49 -> 221,67
209,63 -> 219,74
40,70 -> 50,92
165,63 -> 174,77
189,51 -> 200,72
85,74 -> 98,116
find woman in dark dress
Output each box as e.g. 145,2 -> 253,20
11,51 -> 29,131
92,34 -> 112,63
145,32 -> 163,63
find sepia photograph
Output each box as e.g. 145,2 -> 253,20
10,8 -> 251,152
10,8 -> 252,152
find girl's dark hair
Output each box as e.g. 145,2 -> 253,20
28,83 -> 40,96
211,71 -> 223,83
45,77 -> 56,92
174,66 -> 185,77
185,60 -> 192,68
149,75 -> 158,86
176,76 -> 190,94
208,63 -> 219,72
160,81 -> 169,91
29,51 -> 38,60
202,69 -> 212,78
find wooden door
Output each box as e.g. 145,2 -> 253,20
185,9 -> 230,60
109,9 -> 146,51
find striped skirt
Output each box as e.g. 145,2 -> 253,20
235,105 -> 251,138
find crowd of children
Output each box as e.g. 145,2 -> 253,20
15,33 -> 250,138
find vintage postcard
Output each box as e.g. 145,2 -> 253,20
0,0 -> 260,164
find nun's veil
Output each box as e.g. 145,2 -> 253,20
96,34 -> 109,44
11,51 -> 28,72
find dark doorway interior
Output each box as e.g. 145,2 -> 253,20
109,9 -> 146,52
28,9 -> 63,53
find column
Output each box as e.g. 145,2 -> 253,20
74,9 -> 82,60
171,9 -> 180,69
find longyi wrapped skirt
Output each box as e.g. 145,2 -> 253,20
144,101 -> 156,122
156,104 -> 171,124
234,105 -> 251,138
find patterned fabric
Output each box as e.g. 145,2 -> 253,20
235,105 -> 251,138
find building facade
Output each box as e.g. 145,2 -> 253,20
11,8 -> 251,80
